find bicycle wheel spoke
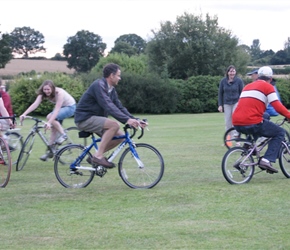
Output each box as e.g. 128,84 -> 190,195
119,143 -> 164,189
54,144 -> 94,188
222,147 -> 255,184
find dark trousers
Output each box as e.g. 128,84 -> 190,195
234,119 -> 285,162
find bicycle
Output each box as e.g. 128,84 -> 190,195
54,120 -> 165,189
16,116 -> 86,171
223,119 -> 290,149
4,128 -> 23,165
0,115 -> 16,187
221,118 -> 290,184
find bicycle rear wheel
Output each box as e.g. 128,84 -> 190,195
16,133 -> 35,171
279,142 -> 290,178
224,127 -> 248,149
221,147 -> 255,184
54,144 -> 94,188
0,137 -> 12,188
5,131 -> 23,165
118,143 -> 164,189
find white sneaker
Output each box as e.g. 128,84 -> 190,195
55,134 -> 68,145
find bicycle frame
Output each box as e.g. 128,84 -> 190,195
70,127 -> 142,172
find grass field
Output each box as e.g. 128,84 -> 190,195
1,113 -> 290,249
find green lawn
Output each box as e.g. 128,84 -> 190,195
1,113 -> 290,249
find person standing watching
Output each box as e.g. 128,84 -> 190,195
218,65 -> 244,134
74,63 -> 147,169
232,66 -> 290,173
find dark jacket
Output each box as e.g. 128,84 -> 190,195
74,78 -> 134,124
218,76 -> 244,106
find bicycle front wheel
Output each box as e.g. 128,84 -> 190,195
279,142 -> 290,178
0,137 -> 12,188
5,131 -> 23,165
118,143 -> 164,189
16,133 -> 35,171
54,144 -> 94,188
221,147 -> 255,184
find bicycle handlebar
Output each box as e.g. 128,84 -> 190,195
20,116 -> 45,126
123,118 -> 148,140
0,114 -> 17,124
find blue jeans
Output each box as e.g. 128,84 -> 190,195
49,104 -> 76,124
234,119 -> 285,162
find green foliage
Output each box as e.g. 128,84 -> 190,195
0,32 -> 13,68
63,30 -> 106,73
146,12 -> 244,79
175,75 -> 221,113
111,34 -> 146,55
276,78 -> 290,108
9,26 -> 46,58
9,72 -> 84,116
116,72 -> 179,114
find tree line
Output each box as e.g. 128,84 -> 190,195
1,12 -> 290,79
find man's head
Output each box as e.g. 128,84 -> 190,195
247,69 -> 258,81
103,63 -> 121,86
258,66 -> 273,81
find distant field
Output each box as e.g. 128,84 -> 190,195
0,59 -> 75,76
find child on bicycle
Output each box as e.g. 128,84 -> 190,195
20,80 -> 76,161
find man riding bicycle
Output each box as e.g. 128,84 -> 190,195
232,66 -> 290,173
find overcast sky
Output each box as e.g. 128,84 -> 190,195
1,0 -> 290,58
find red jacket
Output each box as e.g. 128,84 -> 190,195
0,91 -> 13,116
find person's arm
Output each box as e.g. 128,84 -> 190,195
20,95 -> 42,121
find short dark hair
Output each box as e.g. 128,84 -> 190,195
103,63 -> 121,78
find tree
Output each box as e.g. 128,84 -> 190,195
0,30 -> 13,68
250,39 -> 262,61
146,12 -> 244,79
111,34 -> 146,55
63,30 -> 106,73
110,42 -> 137,57
9,26 -> 46,58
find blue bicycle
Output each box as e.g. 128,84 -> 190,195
54,121 -> 164,188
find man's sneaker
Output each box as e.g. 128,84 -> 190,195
259,158 -> 278,173
40,152 -> 54,161
55,134 -> 68,145
86,156 -> 115,169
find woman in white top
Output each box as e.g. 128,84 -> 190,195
20,80 -> 76,161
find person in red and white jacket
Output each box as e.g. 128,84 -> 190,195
232,66 -> 290,173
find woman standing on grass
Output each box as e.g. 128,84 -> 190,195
20,80 -> 76,161
218,65 -> 244,134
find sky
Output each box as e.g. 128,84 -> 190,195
1,0 -> 290,58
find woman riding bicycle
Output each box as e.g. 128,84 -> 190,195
20,80 -> 76,161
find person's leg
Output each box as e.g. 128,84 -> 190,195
258,120 -> 285,162
223,104 -> 235,131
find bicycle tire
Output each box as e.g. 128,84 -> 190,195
0,137 -> 12,188
118,143 -> 164,189
221,146 -> 255,184
5,131 -> 23,165
279,142 -> 290,178
224,127 -> 248,149
54,144 -> 94,188
16,133 -> 35,171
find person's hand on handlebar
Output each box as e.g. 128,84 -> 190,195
20,115 -> 26,125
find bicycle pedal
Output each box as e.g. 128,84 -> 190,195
95,166 -> 107,177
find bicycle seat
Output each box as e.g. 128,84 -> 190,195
78,131 -> 92,138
